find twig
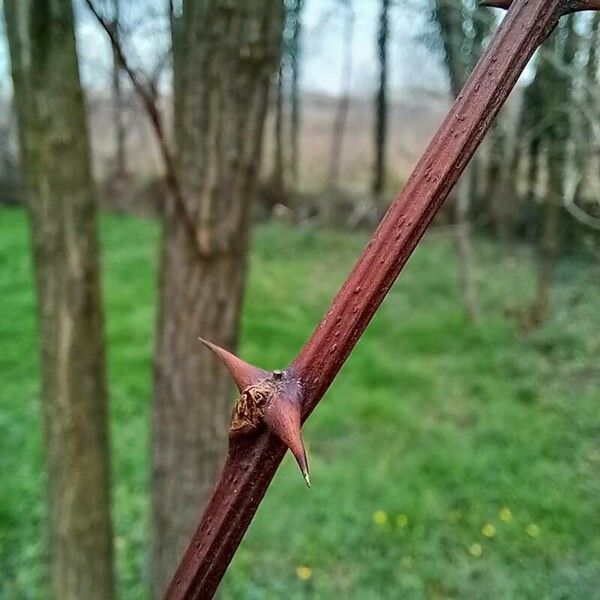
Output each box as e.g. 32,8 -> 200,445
164,0 -> 598,598
83,0 -> 206,259
564,174 -> 600,231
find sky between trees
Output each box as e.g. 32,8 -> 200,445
0,0 -> 447,99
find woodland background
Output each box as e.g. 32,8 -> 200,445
0,1 -> 599,599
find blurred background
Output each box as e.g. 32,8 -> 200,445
1,1 -> 599,598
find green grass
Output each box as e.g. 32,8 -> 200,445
1,206 -> 599,599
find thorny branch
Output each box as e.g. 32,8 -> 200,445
83,0 -> 206,259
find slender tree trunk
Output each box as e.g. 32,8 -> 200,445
473,0 -> 505,234
325,0 -> 354,225
534,153 -> 559,323
572,14 -> 600,204
433,0 -> 481,322
494,100 -> 522,247
531,17 -> 578,324
289,0 -> 303,186
110,0 -> 127,178
517,51 -> 544,213
151,2 -> 283,595
327,0 -> 354,189
455,176 -> 481,321
485,119 -> 510,243
372,0 -> 389,216
170,0 -> 184,153
272,60 -> 285,195
323,0 -> 355,225
4,2 -> 114,599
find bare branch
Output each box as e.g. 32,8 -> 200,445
564,173 -> 600,230
482,0 -> 600,12
83,0 -> 209,259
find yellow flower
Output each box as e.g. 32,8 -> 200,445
373,510 -> 388,526
482,523 -> 496,538
499,507 -> 512,523
526,523 -> 540,538
296,566 -> 312,581
396,514 -> 408,527
469,543 -> 483,557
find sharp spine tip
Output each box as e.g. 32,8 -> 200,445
303,470 -> 311,488
198,337 -> 267,392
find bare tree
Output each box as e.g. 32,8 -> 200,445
84,1 -> 283,594
151,1 -> 284,595
473,5 -> 511,243
530,17 -> 579,324
326,0 -> 354,225
432,0 -> 487,322
372,0 -> 390,215
109,0 -> 127,178
571,13 -> 600,207
289,0 -> 304,186
268,0 -> 303,203
271,58 -> 286,199
3,1 -> 114,598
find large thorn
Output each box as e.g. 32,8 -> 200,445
199,338 -> 268,392
201,340 -> 311,485
263,392 -> 310,487
201,340 -> 310,486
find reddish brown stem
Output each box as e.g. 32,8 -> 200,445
165,0 -> 593,598
482,0 -> 600,11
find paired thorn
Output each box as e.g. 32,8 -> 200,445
199,337 -> 268,392
200,338 -> 310,487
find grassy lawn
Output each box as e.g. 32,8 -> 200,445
1,206 -> 599,599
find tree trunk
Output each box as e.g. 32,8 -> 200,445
473,0 -> 509,243
110,0 -> 127,178
325,0 -> 354,225
271,60 -> 285,195
530,17 -> 578,324
572,14 -> 600,205
372,0 -> 389,215
433,0 -> 481,322
289,0 -> 303,187
4,2 -> 114,599
151,1 -> 283,595
170,0 -> 185,150
484,118 -> 510,243
455,176 -> 481,322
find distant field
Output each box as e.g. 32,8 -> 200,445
1,207 -> 599,599
86,91 -> 449,192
